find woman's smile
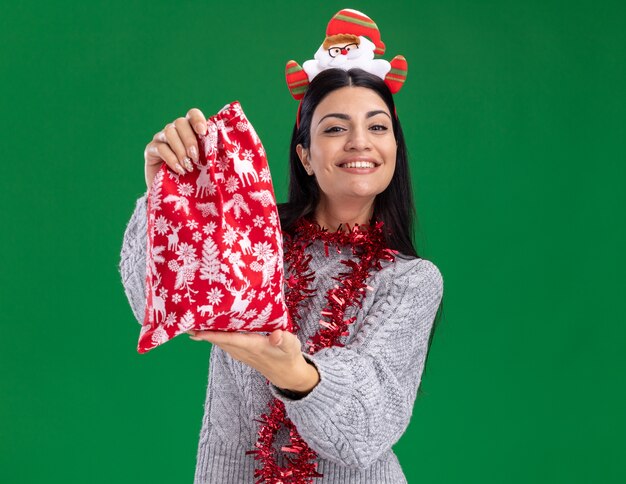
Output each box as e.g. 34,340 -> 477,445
337,156 -> 381,170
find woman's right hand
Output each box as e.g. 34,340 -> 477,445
144,108 -> 209,191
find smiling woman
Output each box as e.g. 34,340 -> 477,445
281,68 -> 417,258
119,8 -> 444,484
295,86 -> 397,231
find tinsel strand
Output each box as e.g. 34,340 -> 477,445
246,217 -> 396,483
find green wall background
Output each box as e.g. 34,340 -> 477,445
1,1 -> 624,482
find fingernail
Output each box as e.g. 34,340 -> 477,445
176,163 -> 186,175
189,145 -> 198,162
183,156 -> 193,171
189,335 -> 201,341
195,123 -> 207,135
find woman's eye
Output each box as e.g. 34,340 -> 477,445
370,124 -> 389,131
323,126 -> 345,133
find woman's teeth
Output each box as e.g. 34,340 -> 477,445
340,161 -> 376,168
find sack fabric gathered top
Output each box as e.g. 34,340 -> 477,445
139,101 -> 290,354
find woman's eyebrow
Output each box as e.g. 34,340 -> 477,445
318,113 -> 349,124
318,110 -> 391,125
366,110 -> 391,119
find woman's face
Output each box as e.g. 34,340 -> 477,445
297,86 -> 397,208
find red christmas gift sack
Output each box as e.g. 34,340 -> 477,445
138,101 -> 290,353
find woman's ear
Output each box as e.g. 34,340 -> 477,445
296,144 -> 307,163
296,144 -> 313,175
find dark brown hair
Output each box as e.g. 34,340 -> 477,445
278,67 -> 419,258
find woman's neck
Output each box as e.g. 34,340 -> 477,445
313,196 -> 375,232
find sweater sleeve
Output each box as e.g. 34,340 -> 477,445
118,193 -> 149,325
268,258 -> 444,469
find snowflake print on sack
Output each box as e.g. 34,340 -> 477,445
216,154 -> 229,173
139,101 -> 289,353
178,183 -> 195,197
154,215 -> 170,235
164,312 -> 177,327
202,222 -> 217,235
259,167 -> 272,183
206,287 -> 224,306
225,176 -> 239,193
222,226 -> 238,247
252,241 -> 274,262
253,215 -> 264,228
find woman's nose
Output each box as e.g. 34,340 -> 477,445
345,126 -> 372,151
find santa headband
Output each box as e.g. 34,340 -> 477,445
285,8 -> 408,128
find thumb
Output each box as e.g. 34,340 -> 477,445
269,329 -> 284,348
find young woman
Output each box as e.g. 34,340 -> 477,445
120,68 -> 444,483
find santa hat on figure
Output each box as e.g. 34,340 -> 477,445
285,8 -> 408,102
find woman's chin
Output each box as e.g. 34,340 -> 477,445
342,183 -> 387,200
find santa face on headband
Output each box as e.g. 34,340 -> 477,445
284,9 -> 408,100
303,34 -> 391,81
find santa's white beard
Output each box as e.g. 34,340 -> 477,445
323,55 -> 349,67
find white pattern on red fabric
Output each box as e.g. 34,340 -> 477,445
139,101 -> 289,354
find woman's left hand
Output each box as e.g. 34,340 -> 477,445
186,329 -> 319,394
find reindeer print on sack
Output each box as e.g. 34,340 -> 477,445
225,278 -> 253,316
150,272 -> 166,324
138,101 -> 289,354
166,222 -> 183,251
236,226 -> 253,255
226,141 -> 259,188
195,160 -> 217,199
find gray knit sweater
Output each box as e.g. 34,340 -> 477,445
119,193 -> 443,483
